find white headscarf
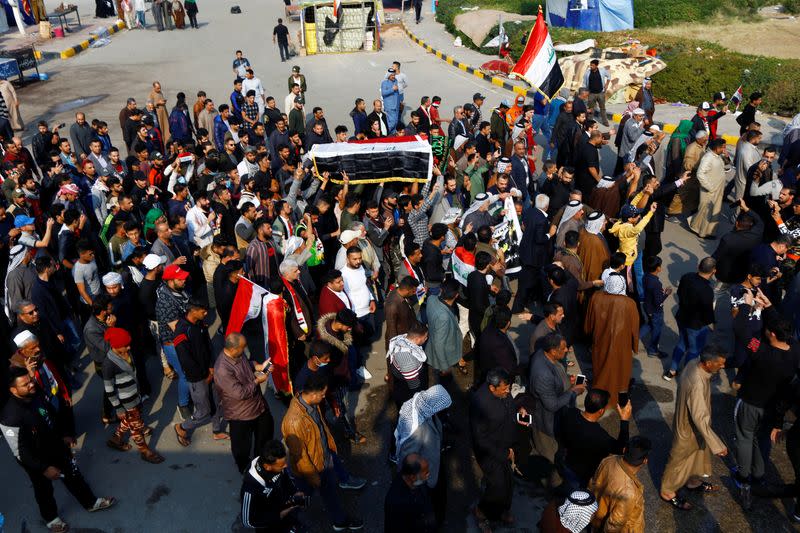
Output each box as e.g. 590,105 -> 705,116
595,176 -> 616,190
602,267 -> 626,295
585,212 -> 605,235
558,200 -> 583,233
394,385 -> 452,450
558,490 -> 598,533
102,272 -> 123,287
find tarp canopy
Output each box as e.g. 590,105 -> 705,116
547,0 -> 633,32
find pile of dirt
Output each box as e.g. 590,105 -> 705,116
453,8 -> 534,47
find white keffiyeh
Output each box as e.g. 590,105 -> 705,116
558,200 -> 583,234
602,268 -> 627,295
585,212 -> 605,235
558,490 -> 598,533
394,385 -> 452,450
596,176 -> 616,190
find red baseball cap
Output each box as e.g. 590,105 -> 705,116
162,264 -> 189,281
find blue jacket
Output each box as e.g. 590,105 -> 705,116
213,115 -> 230,151
169,108 -> 192,143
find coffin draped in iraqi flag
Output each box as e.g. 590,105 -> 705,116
308,135 -> 433,185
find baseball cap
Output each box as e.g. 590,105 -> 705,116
292,65 -> 300,72
13,214 -> 35,228
473,92 -> 486,100
339,229 -> 360,244
632,108 -> 646,116
499,99 -> 511,108
11,188 -> 24,199
700,101 -> 712,111
294,96 -> 305,104
143,253 -> 167,270
162,264 -> 189,281
150,151 -> 164,161
619,204 -> 643,219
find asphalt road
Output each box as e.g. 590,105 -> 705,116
1,1 -> 799,531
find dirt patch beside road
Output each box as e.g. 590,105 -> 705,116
652,10 -> 800,59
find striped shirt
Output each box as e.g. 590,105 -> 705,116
386,334 -> 427,390
245,238 -> 276,288
102,350 -> 140,413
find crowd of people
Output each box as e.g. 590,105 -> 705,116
1,47 -> 800,533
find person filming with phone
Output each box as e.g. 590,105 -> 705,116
240,439 -> 308,533
529,333 -> 586,488
559,388 -> 631,488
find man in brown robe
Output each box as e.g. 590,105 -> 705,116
149,81 -> 171,141
588,166 -> 640,219
676,130 -> 708,214
659,347 -> 727,509
584,274 -> 639,407
578,211 -> 610,283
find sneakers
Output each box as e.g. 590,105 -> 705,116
662,370 -> 676,382
339,476 -> 366,490
332,517 -> 364,531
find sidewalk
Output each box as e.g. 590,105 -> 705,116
0,19 -> 125,61
401,0 -> 788,145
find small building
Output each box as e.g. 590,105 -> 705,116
299,0 -> 384,55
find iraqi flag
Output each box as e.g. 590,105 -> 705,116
509,8 -> 564,100
263,293 -> 292,395
309,135 -> 433,185
333,0 -> 341,17
225,276 -> 268,337
730,85 -> 744,108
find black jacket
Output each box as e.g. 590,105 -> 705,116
712,211 -> 764,284
467,269 -> 491,335
642,179 -> 679,234
470,382 -> 517,464
477,326 -> 518,381
240,459 -> 300,533
674,272 -> 714,329
174,317 -> 213,382
0,393 -> 73,473
519,207 -> 551,268
421,240 -> 444,284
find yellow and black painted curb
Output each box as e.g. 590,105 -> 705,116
401,22 -> 742,145
34,20 -> 126,61
401,22 -> 534,99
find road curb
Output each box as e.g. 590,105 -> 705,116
34,20 -> 126,61
401,22 -> 535,99
402,23 -> 742,145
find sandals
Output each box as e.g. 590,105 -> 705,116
174,424 -> 191,447
212,431 -> 230,441
47,517 -> 69,533
687,481 -> 719,493
106,438 -> 132,452
141,450 -> 165,464
163,365 -> 177,380
87,496 -> 116,513
457,361 -> 469,375
662,496 -> 693,510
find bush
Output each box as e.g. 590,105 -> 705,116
784,0 -> 800,14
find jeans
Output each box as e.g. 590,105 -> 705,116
670,325 -> 710,372
162,343 -> 190,407
136,10 -> 146,26
632,254 -> 644,301
531,113 -> 550,138
293,453 -> 349,525
278,41 -> 289,61
640,311 -> 664,355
